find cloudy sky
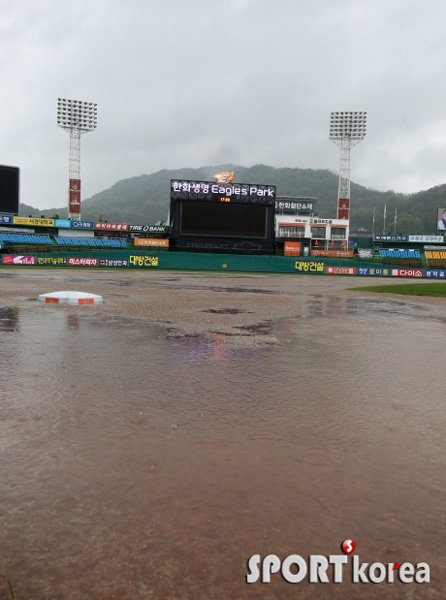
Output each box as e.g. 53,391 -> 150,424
2,0 -> 446,210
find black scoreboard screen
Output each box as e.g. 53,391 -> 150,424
0,165 -> 19,214
169,179 -> 276,253
180,201 -> 267,238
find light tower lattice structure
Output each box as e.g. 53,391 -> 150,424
329,111 -> 367,222
57,98 -> 97,220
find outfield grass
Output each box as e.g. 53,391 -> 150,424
349,281 -> 446,297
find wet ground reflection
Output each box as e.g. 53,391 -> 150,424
0,274 -> 445,599
0,306 -> 19,332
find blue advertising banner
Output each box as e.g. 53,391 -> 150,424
424,269 -> 446,278
0,215 -> 13,224
71,220 -> 95,229
358,267 -> 391,277
54,219 -> 72,228
374,234 -> 408,242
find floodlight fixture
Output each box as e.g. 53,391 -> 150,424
329,111 -> 367,145
57,98 -> 97,220
329,111 -> 367,221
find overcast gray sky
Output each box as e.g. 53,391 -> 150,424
2,0 -> 446,210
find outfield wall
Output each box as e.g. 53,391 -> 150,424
1,249 -> 446,279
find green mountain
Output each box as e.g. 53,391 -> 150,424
20,164 -> 446,234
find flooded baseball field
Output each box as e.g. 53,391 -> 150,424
0,268 -> 445,599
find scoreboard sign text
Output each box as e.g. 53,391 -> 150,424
171,180 -> 276,203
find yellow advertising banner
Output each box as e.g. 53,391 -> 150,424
13,216 -> 55,227
134,237 -> 169,247
129,255 -> 159,267
294,261 -> 324,273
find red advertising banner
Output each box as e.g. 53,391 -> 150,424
69,179 -> 81,215
326,266 -> 357,275
95,222 -> 129,231
2,255 -> 35,265
391,268 -> 423,278
337,197 -> 350,220
67,257 -> 98,267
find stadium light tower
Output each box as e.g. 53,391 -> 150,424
329,111 -> 367,222
57,98 -> 97,220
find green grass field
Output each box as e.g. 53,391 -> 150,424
349,281 -> 446,297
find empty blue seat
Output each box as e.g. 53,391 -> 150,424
379,248 -> 420,260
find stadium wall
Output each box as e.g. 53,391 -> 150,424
1,249 -> 445,279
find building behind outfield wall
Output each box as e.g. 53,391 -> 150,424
274,196 -> 351,257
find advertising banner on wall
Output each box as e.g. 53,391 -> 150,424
275,199 -> 314,213
95,222 -> 129,231
13,217 -> 55,227
71,221 -> 95,229
129,224 -> 170,234
67,257 -> 98,267
294,261 -> 324,273
2,255 -> 35,265
357,267 -> 390,277
54,219 -> 72,228
425,269 -> 446,278
311,249 -> 354,258
391,268 -> 423,278
134,238 -> 169,247
374,234 -> 408,242
129,255 -> 159,268
35,257 -> 68,266
408,234 -> 443,243
0,255 -> 129,268
326,266 -> 357,275
98,259 -> 129,268
284,241 -> 301,256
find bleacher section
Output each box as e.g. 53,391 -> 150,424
425,249 -> 446,269
378,249 -> 421,259
0,233 -> 53,245
54,237 -> 127,249
378,248 -> 422,267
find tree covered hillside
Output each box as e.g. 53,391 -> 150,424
20,164 -> 446,234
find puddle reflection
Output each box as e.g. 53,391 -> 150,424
0,289 -> 445,599
0,306 -> 19,332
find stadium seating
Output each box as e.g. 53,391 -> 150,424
377,248 -> 422,267
378,249 -> 421,259
0,233 -> 53,245
424,250 -> 446,269
53,237 -> 127,248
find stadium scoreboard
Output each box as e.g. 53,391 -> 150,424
0,165 -> 19,215
169,179 -> 276,253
